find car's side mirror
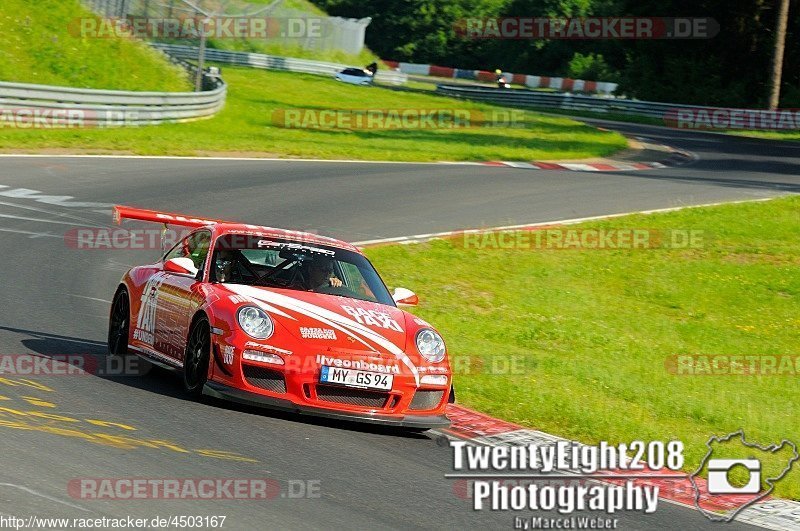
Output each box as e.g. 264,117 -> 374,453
392,287 -> 419,306
164,257 -> 199,277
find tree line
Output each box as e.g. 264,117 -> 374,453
312,0 -> 799,107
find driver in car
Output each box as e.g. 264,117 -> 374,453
306,257 -> 342,290
214,249 -> 238,283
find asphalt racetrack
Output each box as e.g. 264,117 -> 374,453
0,121 -> 797,529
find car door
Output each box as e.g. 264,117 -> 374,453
156,230 -> 212,364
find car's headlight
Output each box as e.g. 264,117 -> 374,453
415,328 -> 446,363
237,306 -> 274,339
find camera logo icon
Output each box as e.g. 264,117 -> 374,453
690,430 -> 799,523
707,459 -> 761,494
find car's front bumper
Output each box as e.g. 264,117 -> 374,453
203,380 -> 451,429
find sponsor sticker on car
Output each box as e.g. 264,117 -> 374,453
300,327 -> 337,340
320,366 -> 393,391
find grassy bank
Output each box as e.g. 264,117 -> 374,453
365,196 -> 800,499
0,0 -> 189,91
730,131 -> 800,141
0,66 -> 627,161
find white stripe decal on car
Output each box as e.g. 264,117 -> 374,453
227,285 -> 420,385
222,286 -> 297,321
231,285 -> 378,353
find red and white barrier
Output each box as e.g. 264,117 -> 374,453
383,60 -> 617,94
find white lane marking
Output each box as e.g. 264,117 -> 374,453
67,294 -> 112,304
0,153 -> 695,169
0,188 -> 113,209
0,213 -> 87,226
0,154 -> 449,166
0,228 -> 61,239
352,196 -> 785,247
0,200 -> 106,226
0,143 -> 697,170
0,484 -> 90,512
354,236 -> 409,245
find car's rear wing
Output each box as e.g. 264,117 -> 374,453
113,205 -> 232,228
112,205 -> 360,254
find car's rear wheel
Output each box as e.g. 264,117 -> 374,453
108,289 -> 130,356
183,317 -> 211,396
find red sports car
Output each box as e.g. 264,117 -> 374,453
108,206 -> 452,429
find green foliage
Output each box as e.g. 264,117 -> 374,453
0,0 -> 189,90
313,0 -> 506,64
566,52 -> 618,82
311,0 -> 800,107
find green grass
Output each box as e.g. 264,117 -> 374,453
206,39 -> 379,65
403,84 -> 668,126
0,0 -> 189,91
0,65 -> 627,161
730,131 -> 800,142
365,196 -> 800,499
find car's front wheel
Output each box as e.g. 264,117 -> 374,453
183,317 -> 211,396
108,288 -> 130,356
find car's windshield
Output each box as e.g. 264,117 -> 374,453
211,234 -> 394,306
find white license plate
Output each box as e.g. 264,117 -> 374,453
319,366 -> 393,391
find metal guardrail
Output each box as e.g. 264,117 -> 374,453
435,85 -> 688,120
0,64 -> 226,127
152,43 -> 409,85
436,85 -> 800,133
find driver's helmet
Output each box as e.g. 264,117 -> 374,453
302,255 -> 335,289
309,255 -> 335,275
214,249 -> 237,282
